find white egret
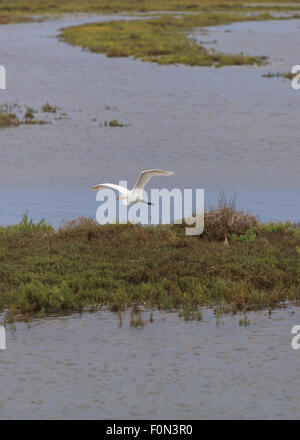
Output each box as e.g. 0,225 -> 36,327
91,169 -> 174,206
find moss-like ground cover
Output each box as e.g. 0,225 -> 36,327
0,210 -> 299,324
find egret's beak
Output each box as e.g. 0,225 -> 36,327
117,196 -> 124,200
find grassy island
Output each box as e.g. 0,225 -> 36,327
60,12 -> 273,67
0,1 -> 299,67
0,208 -> 299,325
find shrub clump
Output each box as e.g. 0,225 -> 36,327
204,207 -> 258,241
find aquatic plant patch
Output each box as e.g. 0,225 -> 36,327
0,112 -> 19,128
262,72 -> 298,79
99,119 -> 129,127
0,102 -> 68,128
1,0 -> 300,17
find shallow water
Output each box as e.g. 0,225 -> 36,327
0,15 -> 300,225
1,15 -> 300,420
1,306 -> 300,419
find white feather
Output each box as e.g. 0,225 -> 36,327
133,169 -> 175,190
91,169 -> 174,206
91,183 -> 130,196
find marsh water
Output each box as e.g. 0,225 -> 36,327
0,14 -> 300,225
1,14 -> 300,419
1,306 -> 300,419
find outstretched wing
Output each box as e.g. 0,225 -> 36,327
91,183 -> 130,196
133,169 -> 174,190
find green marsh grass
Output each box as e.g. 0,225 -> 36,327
0,112 -> 20,128
0,102 -> 65,128
1,0 -> 300,25
0,211 -> 300,324
1,0 -> 300,18
60,12 -> 275,67
108,119 -> 126,127
99,119 -> 128,127
263,71 -> 298,80
239,313 -> 251,326
42,102 -> 58,113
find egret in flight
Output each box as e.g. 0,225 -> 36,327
91,169 -> 174,206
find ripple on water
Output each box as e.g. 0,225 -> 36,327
2,307 -> 300,419
0,17 -> 300,224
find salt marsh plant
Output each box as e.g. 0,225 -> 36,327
2,212 -> 53,234
24,107 -> 36,120
42,102 -> 58,113
109,119 -> 125,127
239,313 -> 251,326
130,306 -> 146,327
0,209 -> 300,325
0,102 -> 67,128
0,112 -> 19,128
230,227 -> 256,243
262,72 -> 298,79
1,1 -> 300,25
178,306 -> 203,321
99,120 -> 128,127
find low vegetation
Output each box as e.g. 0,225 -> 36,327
61,10 -> 300,67
1,0 -> 300,18
0,0 -> 299,26
0,112 -> 20,128
0,102 -> 66,128
0,206 -> 299,325
42,102 -> 58,113
0,13 -> 34,25
99,119 -> 128,127
262,71 -> 298,79
60,12 -> 277,67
